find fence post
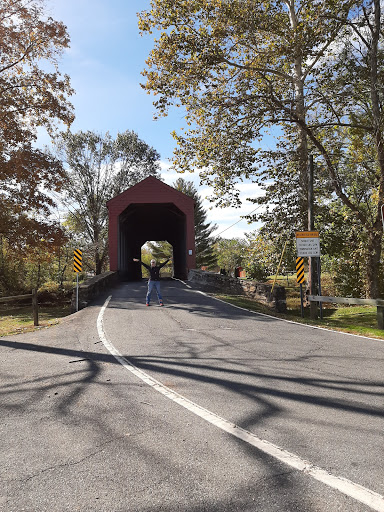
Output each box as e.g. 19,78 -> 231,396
32,289 -> 39,326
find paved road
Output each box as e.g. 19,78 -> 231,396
1,279 -> 383,511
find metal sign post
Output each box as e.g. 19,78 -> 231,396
317,257 -> 323,320
296,232 -> 321,319
76,273 -> 79,312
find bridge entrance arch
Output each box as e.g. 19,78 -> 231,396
107,176 -> 196,280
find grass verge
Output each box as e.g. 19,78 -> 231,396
215,294 -> 384,340
0,304 -> 72,337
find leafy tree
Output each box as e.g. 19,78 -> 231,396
0,0 -> 74,253
0,233 -> 70,295
214,238 -> 247,276
311,1 -> 384,296
0,238 -> 22,294
139,0 -> 355,209
55,130 -> 161,274
245,231 -> 285,281
139,0 -> 384,297
138,245 -> 156,278
143,241 -> 173,278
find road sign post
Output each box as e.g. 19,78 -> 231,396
296,232 -> 321,319
317,257 -> 323,320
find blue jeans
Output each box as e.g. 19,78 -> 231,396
146,280 -> 163,304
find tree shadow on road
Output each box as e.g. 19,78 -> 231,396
1,336 -> 383,429
1,279 -> 384,512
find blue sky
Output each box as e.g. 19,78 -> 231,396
44,0 -> 264,238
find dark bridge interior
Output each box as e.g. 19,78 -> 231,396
118,203 -> 188,280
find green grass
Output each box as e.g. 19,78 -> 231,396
2,283 -> 384,341
0,304 -> 71,337
215,294 -> 384,340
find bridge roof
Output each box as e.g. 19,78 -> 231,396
107,175 -> 195,211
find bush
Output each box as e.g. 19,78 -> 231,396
328,259 -> 364,298
245,260 -> 268,282
38,281 -> 72,305
62,280 -> 75,291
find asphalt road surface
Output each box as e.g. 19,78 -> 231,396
1,279 -> 383,512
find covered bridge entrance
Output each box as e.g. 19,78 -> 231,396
107,176 -> 196,280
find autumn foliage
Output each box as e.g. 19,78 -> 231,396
0,0 -> 74,290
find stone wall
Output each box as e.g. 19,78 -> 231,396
188,269 -> 286,312
71,271 -> 119,312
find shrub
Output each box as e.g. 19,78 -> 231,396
245,260 -> 268,281
38,281 -> 72,305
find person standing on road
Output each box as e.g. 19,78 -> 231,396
133,257 -> 171,306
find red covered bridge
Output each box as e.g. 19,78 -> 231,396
107,176 -> 196,280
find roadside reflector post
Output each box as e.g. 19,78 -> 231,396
296,257 -> 305,318
73,249 -> 82,312
32,288 -> 39,326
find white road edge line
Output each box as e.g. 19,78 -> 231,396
98,295 -> 384,512
176,278 -> 384,343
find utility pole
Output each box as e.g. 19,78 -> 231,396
308,154 -> 318,319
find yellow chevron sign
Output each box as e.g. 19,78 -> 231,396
296,257 -> 305,284
74,249 -> 82,273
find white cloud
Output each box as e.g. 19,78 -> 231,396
160,162 -> 264,238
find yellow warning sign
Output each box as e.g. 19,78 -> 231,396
295,231 -> 319,238
74,249 -> 82,273
296,257 -> 305,284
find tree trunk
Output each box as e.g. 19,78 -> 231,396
95,250 -> 102,275
287,1 -> 318,310
367,0 -> 384,298
288,0 -> 309,230
37,263 -> 41,290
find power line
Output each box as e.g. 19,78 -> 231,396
214,205 -> 262,237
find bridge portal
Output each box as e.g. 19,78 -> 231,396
107,176 -> 196,280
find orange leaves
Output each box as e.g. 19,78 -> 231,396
0,0 -> 74,248
0,0 -> 74,130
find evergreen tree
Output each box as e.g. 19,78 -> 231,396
174,178 -> 218,269
146,240 -> 173,262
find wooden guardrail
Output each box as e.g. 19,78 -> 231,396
0,289 -> 39,326
308,295 -> 384,330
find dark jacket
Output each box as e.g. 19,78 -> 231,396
140,259 -> 169,281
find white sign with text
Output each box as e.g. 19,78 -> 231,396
295,231 -> 321,257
